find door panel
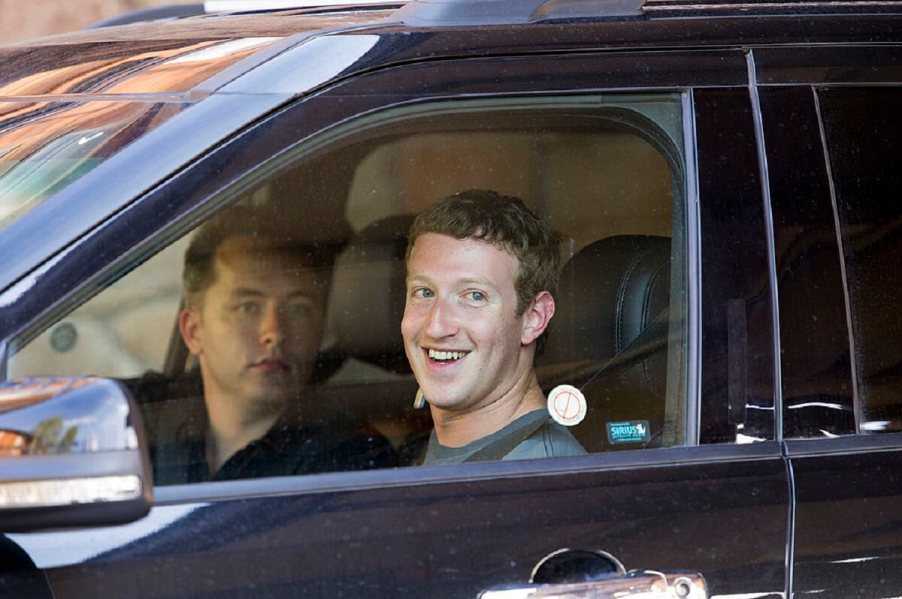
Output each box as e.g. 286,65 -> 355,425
11,447 -> 789,597
788,437 -> 902,597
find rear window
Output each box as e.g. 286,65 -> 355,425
819,87 -> 902,433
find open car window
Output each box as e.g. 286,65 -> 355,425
6,93 -> 690,484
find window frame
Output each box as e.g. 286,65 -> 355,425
0,48 -> 763,499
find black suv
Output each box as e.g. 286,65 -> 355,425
1,0 -> 901,596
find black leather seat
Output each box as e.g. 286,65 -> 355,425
539,235 -> 672,452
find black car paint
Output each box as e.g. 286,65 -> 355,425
788,435 -> 902,596
1,7 -> 901,597
7,445 -> 790,597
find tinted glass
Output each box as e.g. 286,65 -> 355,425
0,31 -> 298,231
820,87 -> 902,434
760,86 -> 855,439
695,89 -> 776,444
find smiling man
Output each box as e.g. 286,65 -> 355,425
402,190 -> 586,464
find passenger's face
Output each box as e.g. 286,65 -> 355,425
402,233 -> 541,414
181,237 -> 325,415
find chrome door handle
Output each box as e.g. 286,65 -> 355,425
479,570 -> 708,598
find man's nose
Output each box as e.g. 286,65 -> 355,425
424,298 -> 458,339
259,305 -> 284,346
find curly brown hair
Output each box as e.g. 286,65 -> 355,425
406,189 -> 562,316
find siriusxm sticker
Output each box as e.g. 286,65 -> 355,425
606,420 -> 651,444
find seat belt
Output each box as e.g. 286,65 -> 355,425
468,309 -> 675,462
578,307 -> 671,390
464,414 -> 551,463
548,307 -> 677,448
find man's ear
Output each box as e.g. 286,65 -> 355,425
179,307 -> 203,356
521,291 -> 555,346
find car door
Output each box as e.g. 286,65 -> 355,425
757,44 -> 902,597
1,37 -> 790,598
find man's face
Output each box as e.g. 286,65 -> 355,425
402,233 -> 544,414
180,236 -> 326,416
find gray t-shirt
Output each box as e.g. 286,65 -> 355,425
423,409 -> 586,466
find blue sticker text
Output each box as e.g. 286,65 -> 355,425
606,420 -> 651,444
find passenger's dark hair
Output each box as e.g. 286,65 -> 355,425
182,205 -> 345,307
406,189 -> 562,315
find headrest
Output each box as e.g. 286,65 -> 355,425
542,235 -> 671,375
326,214 -> 414,373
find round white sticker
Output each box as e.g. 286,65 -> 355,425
546,384 -> 587,427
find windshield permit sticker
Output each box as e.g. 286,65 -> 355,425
607,421 -> 651,444
547,384 -> 587,427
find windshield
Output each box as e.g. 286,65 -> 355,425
0,100 -> 190,230
0,34 -> 288,233
0,7 -> 398,234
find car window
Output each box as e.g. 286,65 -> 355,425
759,86 -> 856,440
818,87 -> 902,434
6,93 -> 690,483
0,33 -> 300,233
0,103 -> 189,232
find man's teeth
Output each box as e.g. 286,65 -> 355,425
428,349 -> 467,361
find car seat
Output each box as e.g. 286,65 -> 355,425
324,214 -> 430,463
327,214 -> 415,374
539,235 -> 673,453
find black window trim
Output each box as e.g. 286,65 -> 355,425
748,48 -> 785,442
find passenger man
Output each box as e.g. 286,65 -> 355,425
402,189 -> 586,464
155,206 -> 391,483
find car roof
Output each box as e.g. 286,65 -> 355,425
2,0 -> 900,100
0,0 -> 900,297
0,8 -> 398,97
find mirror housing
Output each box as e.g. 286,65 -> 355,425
0,377 -> 153,532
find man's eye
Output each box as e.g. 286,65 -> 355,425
288,302 -> 313,317
413,288 -> 434,299
238,302 -> 260,315
466,291 -> 487,302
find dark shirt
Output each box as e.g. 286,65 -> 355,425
154,416 -> 396,485
135,372 -> 396,485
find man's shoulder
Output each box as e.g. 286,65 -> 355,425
504,419 -> 587,461
423,410 -> 587,466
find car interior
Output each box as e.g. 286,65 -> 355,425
7,97 -> 689,476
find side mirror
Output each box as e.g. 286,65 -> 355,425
0,377 -> 153,532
